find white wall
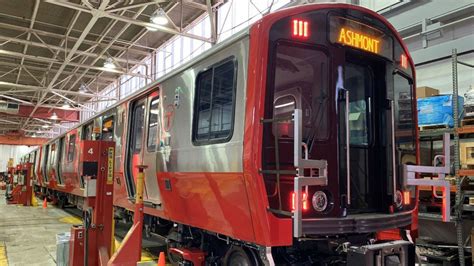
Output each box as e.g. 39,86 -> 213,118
416,53 -> 474,95
0,145 -> 35,172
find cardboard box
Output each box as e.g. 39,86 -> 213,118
417,86 -> 439,98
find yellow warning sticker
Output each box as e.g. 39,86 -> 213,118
107,147 -> 114,184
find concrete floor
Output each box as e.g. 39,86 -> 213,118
0,190 -> 77,266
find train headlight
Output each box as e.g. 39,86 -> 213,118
312,191 -> 328,212
395,190 -> 403,209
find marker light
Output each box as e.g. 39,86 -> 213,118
400,54 -> 408,69
291,192 -> 308,211
403,191 -> 411,205
292,19 -> 309,38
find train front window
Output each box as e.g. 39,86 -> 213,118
271,42 -> 329,141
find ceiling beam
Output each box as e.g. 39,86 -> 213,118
0,49 -> 148,78
20,0 -> 111,130
0,81 -> 117,99
15,0 -> 40,85
0,61 -> 117,82
0,23 -> 153,56
0,35 -> 146,65
106,1 -> 165,13
44,0 -> 213,43
64,4 -> 153,104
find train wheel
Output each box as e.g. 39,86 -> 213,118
224,246 -> 257,266
166,227 -> 183,265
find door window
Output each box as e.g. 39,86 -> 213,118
67,134 -> 76,162
131,104 -> 145,153
147,97 -> 160,152
102,117 -> 114,141
345,63 -> 372,146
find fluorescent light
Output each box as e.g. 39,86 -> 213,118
50,112 -> 58,120
103,57 -> 116,69
150,8 -> 168,25
146,26 -> 159,32
42,125 -> 49,128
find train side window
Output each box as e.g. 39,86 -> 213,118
82,122 -> 93,140
131,104 -> 145,153
147,97 -> 160,152
102,116 -> 114,141
67,134 -> 76,162
193,58 -> 237,145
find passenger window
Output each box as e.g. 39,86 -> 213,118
193,59 -> 237,144
82,123 -> 93,140
131,104 -> 145,152
102,117 -> 114,141
147,97 -> 160,152
67,134 -> 76,162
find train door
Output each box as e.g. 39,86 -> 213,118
57,136 -> 65,184
339,53 -> 387,213
126,98 -> 148,200
42,144 -> 50,182
262,42 -> 334,215
142,93 -> 162,205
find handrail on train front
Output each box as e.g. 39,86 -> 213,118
404,132 -> 451,222
293,109 -> 328,237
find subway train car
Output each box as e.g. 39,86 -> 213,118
27,3 -> 419,265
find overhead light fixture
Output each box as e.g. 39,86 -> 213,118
50,112 -> 58,120
62,103 -> 70,109
150,8 -> 168,25
42,125 -> 49,129
103,57 -> 116,69
79,83 -> 88,94
32,133 -> 37,138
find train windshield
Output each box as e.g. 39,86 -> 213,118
271,42 -> 329,142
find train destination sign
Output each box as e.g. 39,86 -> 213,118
329,16 -> 392,59
337,27 -> 380,54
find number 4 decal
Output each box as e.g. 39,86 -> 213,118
88,148 -> 94,155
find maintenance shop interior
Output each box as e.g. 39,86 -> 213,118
0,0 -> 473,265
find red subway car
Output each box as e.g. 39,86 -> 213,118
27,4 -> 419,265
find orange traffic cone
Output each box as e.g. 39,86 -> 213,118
42,197 -> 47,209
157,252 -> 166,266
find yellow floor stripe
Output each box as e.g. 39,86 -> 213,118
59,216 -> 83,224
0,242 -> 8,266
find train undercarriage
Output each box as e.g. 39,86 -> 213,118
36,184 -> 414,265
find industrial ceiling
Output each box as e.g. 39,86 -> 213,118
0,0 -> 221,139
